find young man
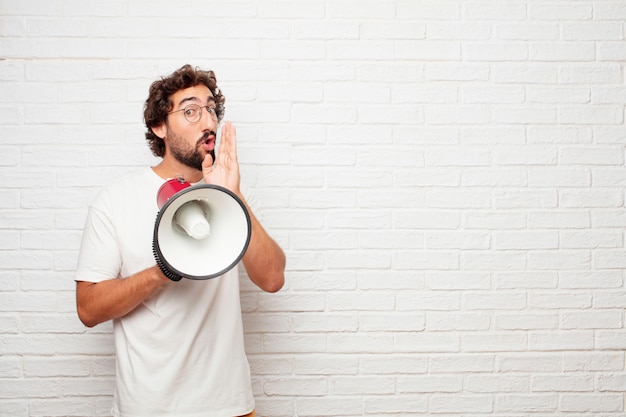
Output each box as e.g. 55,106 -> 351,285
75,64 -> 285,417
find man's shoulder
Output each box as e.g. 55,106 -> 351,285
92,167 -> 156,206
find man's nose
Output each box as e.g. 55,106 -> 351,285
200,107 -> 216,128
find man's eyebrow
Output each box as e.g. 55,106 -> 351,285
177,96 -> 216,107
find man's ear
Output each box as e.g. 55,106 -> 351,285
152,123 -> 167,139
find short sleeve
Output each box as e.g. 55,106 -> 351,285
74,196 -> 122,283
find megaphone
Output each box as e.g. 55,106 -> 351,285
152,177 -> 251,281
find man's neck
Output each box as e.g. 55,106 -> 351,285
152,160 -> 202,183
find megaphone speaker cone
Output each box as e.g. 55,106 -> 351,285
152,183 -> 251,281
174,200 -> 211,240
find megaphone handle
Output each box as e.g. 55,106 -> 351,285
152,232 -> 183,281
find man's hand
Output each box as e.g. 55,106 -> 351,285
202,121 -> 241,194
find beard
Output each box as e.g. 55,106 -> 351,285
167,130 -> 215,171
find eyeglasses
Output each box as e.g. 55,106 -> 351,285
168,104 -> 218,123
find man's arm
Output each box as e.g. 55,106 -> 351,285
76,265 -> 169,328
202,121 -> 285,293
240,199 -> 285,293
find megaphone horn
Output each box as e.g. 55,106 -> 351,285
152,177 -> 251,281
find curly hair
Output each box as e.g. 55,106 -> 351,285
143,64 -> 226,157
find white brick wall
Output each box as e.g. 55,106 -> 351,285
1,0 -> 625,416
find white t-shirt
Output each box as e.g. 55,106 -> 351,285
75,167 -> 255,417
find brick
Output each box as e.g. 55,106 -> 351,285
395,168 -> 459,187
528,3 -> 592,20
398,375 -> 462,393
395,332 -> 460,353
292,313 -> 357,333
294,22 -> 359,40
496,23 -> 559,41
562,23 -> 624,41
465,211 -> 527,230
463,332 -> 528,352
426,312 -> 490,331
596,373 -> 626,391
561,311 -> 623,329
258,292 -> 325,312
461,251 -> 526,271
598,42 -> 626,61
430,394 -> 493,413
296,397 -> 362,416
528,210 -> 590,228
289,271 -> 356,291
425,231 -> 490,249
497,353 -> 563,372
527,86 -> 590,104
527,250 -> 590,270
561,64 -> 624,84
397,292 -> 460,311
531,374 -> 593,392
425,104 -> 490,125
426,63 -> 489,81
328,292 -> 394,312
429,22 -> 491,40
560,105 -> 624,125
425,189 -> 491,208
560,190 -> 624,208
596,330 -> 626,350
331,376 -> 395,395
530,42 -> 596,61
495,272 -> 558,289
493,64 -> 558,84
464,42 -> 529,62
397,1 -> 461,19
493,231 -> 558,250
357,271 -> 424,291
527,126 -> 592,144
327,334 -> 394,354
429,353 -> 494,374
593,250 -> 626,269
464,292 -> 527,310
359,355 -> 427,375
529,292 -> 592,309
495,313 -> 559,330
558,271 -> 623,289
363,395 -> 428,414
264,377 -> 327,396
560,393 -> 623,412
359,313 -> 425,332
467,374 -> 529,393
494,394 -> 557,412
294,354 -> 359,375
528,331 -> 594,351
396,40 -> 461,61
594,290 -> 626,308
395,249 -> 459,271
592,86 -> 626,105
362,21 -> 426,40
426,272 -> 490,290
263,334 -> 327,354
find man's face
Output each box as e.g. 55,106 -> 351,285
156,84 -> 218,170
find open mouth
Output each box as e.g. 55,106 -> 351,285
198,131 -> 216,151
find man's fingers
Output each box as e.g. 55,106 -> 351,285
219,121 -> 232,155
202,153 -> 214,171
228,123 -> 238,164
219,121 -> 238,164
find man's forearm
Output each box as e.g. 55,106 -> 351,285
76,265 -> 169,328
242,208 -> 286,293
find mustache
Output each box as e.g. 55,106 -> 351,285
197,131 -> 216,145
